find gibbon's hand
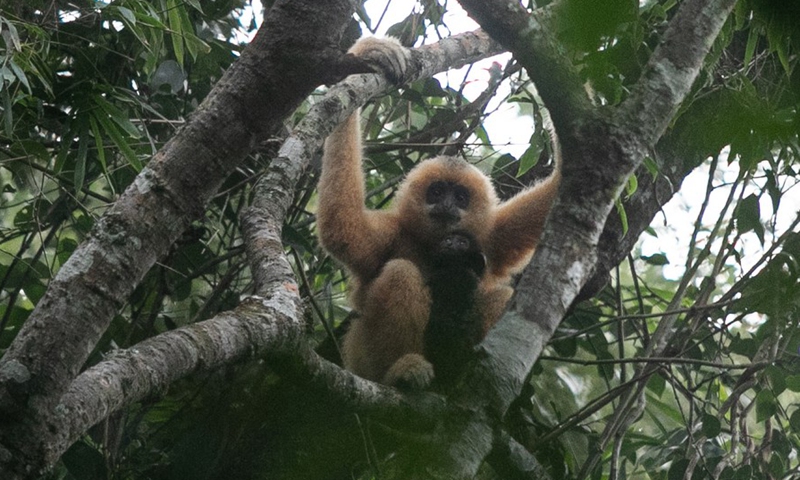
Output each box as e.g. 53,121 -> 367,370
348,37 -> 411,85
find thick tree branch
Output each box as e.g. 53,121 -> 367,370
57,298 -> 446,462
433,0 -> 738,477
0,0 -> 357,476
13,30 -> 502,474
621,0 -> 739,146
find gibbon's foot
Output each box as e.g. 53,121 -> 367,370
434,232 -> 487,278
383,353 -> 435,390
348,37 -> 411,85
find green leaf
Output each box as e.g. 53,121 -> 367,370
646,374 -> 666,398
62,441 -> 105,479
8,59 -> 31,94
74,133 -> 88,191
643,156 -> 658,180
116,6 -> 137,25
743,26 -> 758,69
421,77 -> 447,97
701,414 -> 721,438
718,467 -> 735,480
733,464 -> 753,480
735,194 -> 764,245
614,197 -> 628,236
755,389 -> 777,423
57,238 -> 79,266
184,0 -> 204,13
93,111 -> 142,171
625,172 -> 638,197
517,143 -> 542,177
790,409 -> 800,433
641,253 -> 669,266
177,6 -> 208,59
551,336 -> 577,358
1,87 -> 12,135
766,24 -> 791,76
95,96 -> 141,138
765,366 -> 786,395
769,455 -> 785,479
786,375 -> 800,392
668,458 -> 688,480
167,0 -> 185,67
1,18 -> 21,51
730,336 -> 757,359
88,115 -> 107,174
151,59 -> 186,94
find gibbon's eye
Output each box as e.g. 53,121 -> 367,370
426,181 -> 447,205
453,185 -> 470,210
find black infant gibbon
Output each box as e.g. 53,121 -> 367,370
424,231 -> 487,388
317,37 -> 561,389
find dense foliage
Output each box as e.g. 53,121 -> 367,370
1,0 -> 799,479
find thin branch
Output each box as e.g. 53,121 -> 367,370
539,356 -> 772,371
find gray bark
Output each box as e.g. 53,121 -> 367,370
414,0 -> 739,476
0,0 -> 358,476
0,30 -> 502,477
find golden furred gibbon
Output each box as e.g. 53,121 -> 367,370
317,37 -> 560,389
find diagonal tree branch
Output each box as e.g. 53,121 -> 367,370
423,0 -> 738,476
31,29 -> 503,474
620,0 -> 739,147
0,0 -> 359,476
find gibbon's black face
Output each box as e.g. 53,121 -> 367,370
425,180 -> 470,225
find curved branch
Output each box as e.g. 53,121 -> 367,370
57,297 -> 445,461
0,0 -> 359,475
32,28 -> 502,473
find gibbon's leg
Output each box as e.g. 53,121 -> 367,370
342,259 -> 434,389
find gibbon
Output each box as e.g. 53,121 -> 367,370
317,37 -> 561,389
424,231 -> 487,388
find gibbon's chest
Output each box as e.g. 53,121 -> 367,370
389,231 -> 440,275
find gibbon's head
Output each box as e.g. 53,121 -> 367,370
395,156 -> 499,246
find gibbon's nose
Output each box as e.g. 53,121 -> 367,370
429,202 -> 461,224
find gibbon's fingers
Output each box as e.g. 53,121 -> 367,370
348,37 -> 411,85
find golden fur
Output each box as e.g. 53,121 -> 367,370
317,38 -> 560,388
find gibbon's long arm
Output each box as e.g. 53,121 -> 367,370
317,113 -> 397,280
487,168 -> 561,278
318,38 -> 411,280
